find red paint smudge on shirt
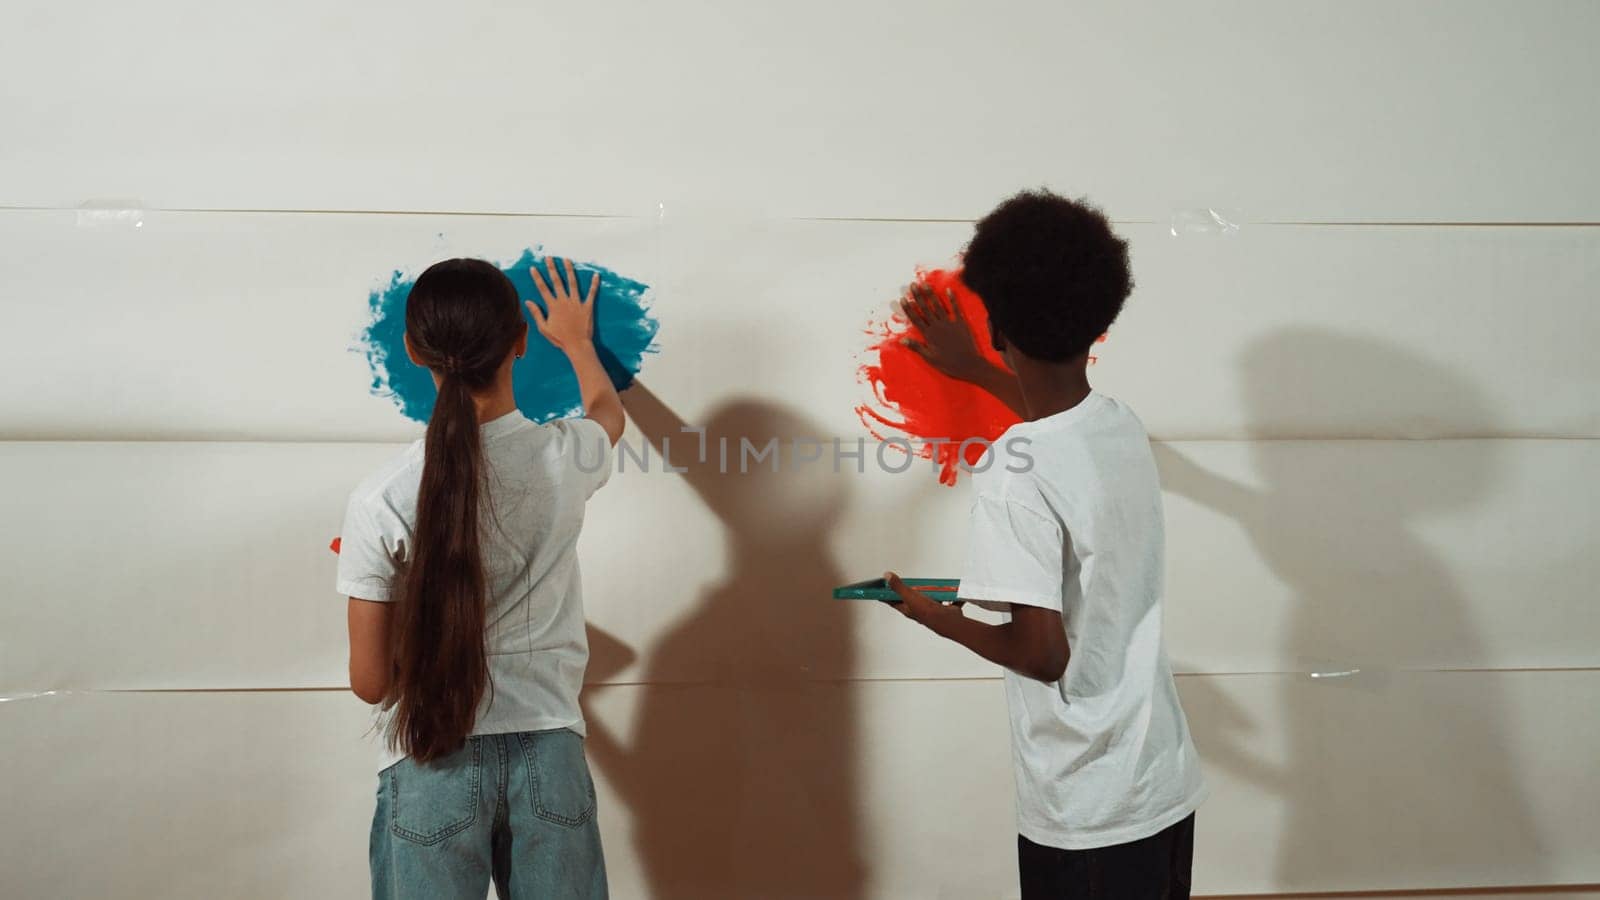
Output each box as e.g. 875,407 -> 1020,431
329,536 -> 342,555
855,268 -> 1022,485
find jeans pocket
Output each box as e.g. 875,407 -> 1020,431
386,741 -> 482,845
518,730 -> 596,827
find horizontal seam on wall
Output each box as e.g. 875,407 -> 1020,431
2,436 -> 1598,446
9,667 -> 1599,699
3,203 -> 1600,228
803,217 -> 1600,228
1199,880 -> 1600,897
0,203 -> 635,220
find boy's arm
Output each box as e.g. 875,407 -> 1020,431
900,285 -> 1028,419
885,572 -> 1069,684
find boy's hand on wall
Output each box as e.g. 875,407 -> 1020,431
900,283 -> 988,383
527,257 -> 597,353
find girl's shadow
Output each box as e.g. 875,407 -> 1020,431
583,382 -> 864,900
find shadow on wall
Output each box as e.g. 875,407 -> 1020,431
582,382 -> 865,900
1156,328 -> 1545,889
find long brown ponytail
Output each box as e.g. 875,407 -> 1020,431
389,258 -> 524,763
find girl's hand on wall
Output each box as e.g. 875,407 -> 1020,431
529,257 -> 625,444
527,257 -> 597,353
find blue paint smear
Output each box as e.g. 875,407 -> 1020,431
361,248 -> 658,423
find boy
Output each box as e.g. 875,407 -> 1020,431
885,189 -> 1206,899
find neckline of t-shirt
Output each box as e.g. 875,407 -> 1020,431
1015,391 -> 1109,434
480,409 -> 529,440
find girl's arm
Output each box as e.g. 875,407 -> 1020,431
347,597 -> 393,704
565,341 -> 625,445
528,257 -> 626,445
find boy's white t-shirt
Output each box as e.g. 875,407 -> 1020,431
336,411 -> 612,768
960,392 -> 1206,850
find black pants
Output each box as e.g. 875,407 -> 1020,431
1018,814 -> 1195,900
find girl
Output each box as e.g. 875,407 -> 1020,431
336,257 -> 624,899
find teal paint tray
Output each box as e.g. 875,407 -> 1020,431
833,577 -> 960,602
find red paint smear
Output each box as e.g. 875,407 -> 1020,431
329,536 -> 341,555
856,268 -> 1023,485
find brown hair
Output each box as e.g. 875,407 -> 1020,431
388,258 -> 524,762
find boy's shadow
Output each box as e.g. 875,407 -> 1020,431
1156,329 -> 1546,889
583,383 -> 864,900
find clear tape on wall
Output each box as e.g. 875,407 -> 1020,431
0,690 -> 75,704
1169,207 -> 1241,237
76,198 -> 148,229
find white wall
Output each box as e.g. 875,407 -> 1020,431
3,2 -> 1597,897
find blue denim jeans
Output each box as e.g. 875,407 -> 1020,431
370,729 -> 608,900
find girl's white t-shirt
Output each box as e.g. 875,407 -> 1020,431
335,410 -> 612,768
959,392 -> 1207,850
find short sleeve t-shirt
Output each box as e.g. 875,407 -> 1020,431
336,411 -> 612,768
960,392 -> 1206,850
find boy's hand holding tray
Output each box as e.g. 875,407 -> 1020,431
832,575 -> 960,602
835,573 -> 965,625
